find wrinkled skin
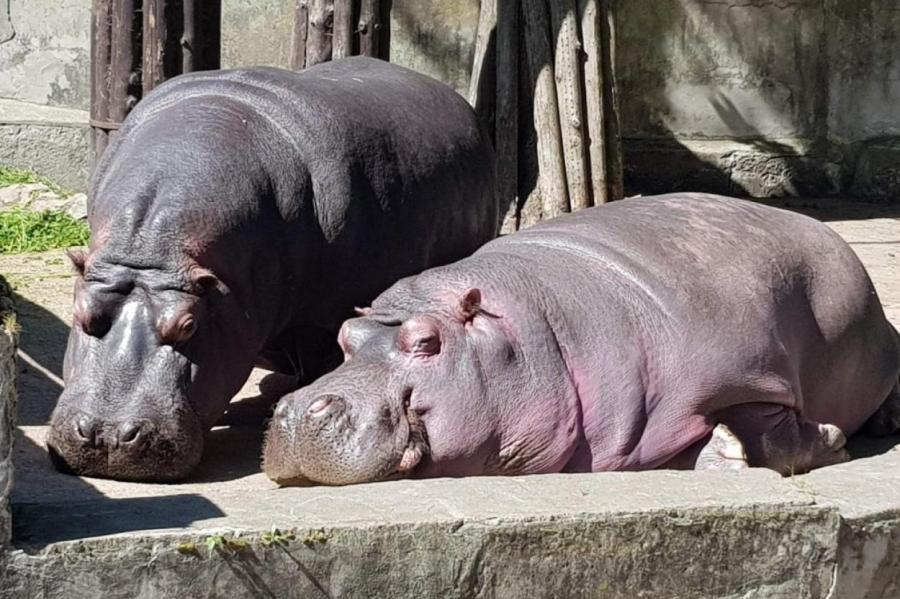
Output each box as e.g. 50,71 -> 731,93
48,57 -> 498,481
264,194 -> 900,485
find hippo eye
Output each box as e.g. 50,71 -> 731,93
179,317 -> 197,340
159,313 -> 198,346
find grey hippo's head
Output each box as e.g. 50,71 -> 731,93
47,247 -> 260,482
263,289 -> 511,486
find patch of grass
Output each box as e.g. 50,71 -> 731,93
0,208 -> 89,253
0,165 -> 71,197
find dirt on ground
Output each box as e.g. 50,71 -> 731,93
2,197 -> 898,537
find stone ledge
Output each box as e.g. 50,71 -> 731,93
2,469 -> 843,598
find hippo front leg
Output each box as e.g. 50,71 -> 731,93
701,404 -> 850,475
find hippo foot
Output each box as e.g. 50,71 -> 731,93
861,383 -> 900,436
695,424 -> 749,470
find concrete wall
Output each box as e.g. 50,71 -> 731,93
617,0 -> 900,199
0,0 -> 898,199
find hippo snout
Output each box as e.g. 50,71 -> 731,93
47,406 -> 205,482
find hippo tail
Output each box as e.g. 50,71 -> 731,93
860,323 -> 900,436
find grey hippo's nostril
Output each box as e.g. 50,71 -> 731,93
118,422 -> 142,446
307,394 -> 342,418
75,415 -> 101,449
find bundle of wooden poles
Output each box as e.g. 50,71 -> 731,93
470,0 -> 624,232
291,0 -> 392,69
90,0 -> 222,161
89,0 -> 390,165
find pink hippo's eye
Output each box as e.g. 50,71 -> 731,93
398,316 -> 442,357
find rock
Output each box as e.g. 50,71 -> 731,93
65,193 -> 88,220
0,184 -> 87,220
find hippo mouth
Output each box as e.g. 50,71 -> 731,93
397,404 -> 429,475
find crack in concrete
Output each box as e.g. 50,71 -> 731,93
0,0 -> 14,45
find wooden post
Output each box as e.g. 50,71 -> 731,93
182,0 -> 222,73
142,0 -> 169,94
109,0 -> 140,144
358,0 -> 381,58
522,0 -> 569,220
291,0 -> 310,69
89,0 -> 113,164
306,0 -> 334,67
600,0 -> 624,200
496,0 -> 518,233
578,0 -> 609,204
332,0 -> 355,59
378,0 -> 392,60
468,0 -> 497,134
548,0 -> 590,211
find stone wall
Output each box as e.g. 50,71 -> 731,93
0,0 -> 898,199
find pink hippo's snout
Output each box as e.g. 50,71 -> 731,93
263,384 -> 428,487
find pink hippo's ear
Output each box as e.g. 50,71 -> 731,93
455,288 -> 482,322
398,315 -> 442,357
66,248 -> 87,277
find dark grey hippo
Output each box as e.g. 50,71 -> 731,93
263,193 -> 900,485
48,57 -> 498,481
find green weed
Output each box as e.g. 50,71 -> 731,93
0,208 -> 89,253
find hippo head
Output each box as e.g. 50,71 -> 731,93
48,248 -> 260,481
262,288 -> 518,486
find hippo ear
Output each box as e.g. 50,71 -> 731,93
190,267 -> 226,295
455,288 -> 482,322
66,248 -> 86,276
398,316 -> 442,357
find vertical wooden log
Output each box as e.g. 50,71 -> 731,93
90,0 -> 113,164
291,0 -> 310,70
548,0 -> 590,211
522,0 -> 569,220
468,0 -> 496,133
182,0 -> 196,72
600,0 -> 624,200
517,12 -> 542,230
143,0 -> 168,94
496,0 -> 518,233
109,0 -> 138,133
182,0 -> 222,72
332,0 -> 355,59
306,0 -> 334,67
578,0 -> 609,204
358,0 -> 380,58
378,0 -> 392,60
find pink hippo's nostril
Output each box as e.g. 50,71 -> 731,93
307,395 -> 342,418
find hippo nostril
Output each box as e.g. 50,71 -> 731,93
307,395 -> 342,418
75,416 -> 101,449
273,401 -> 290,420
117,422 -> 143,446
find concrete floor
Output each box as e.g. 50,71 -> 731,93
3,197 -> 900,550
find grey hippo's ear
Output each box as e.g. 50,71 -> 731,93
455,288 -> 482,322
190,267 -> 228,295
66,248 -> 86,276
